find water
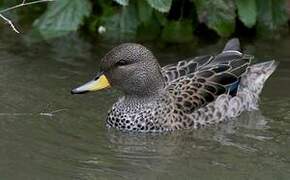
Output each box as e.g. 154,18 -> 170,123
0,29 -> 290,180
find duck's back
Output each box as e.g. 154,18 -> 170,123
162,39 -> 249,101
161,38 -> 243,83
158,39 -> 277,129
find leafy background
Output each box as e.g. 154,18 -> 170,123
0,0 -> 289,42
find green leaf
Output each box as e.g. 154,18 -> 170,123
137,0 -> 153,24
256,0 -> 288,33
0,0 -> 20,9
33,0 -> 92,38
194,0 -> 235,37
100,3 -> 139,41
235,0 -> 257,28
113,0 -> 129,6
146,0 -> 172,12
161,20 -> 194,43
0,0 -> 21,22
137,13 -> 161,41
154,11 -> 167,26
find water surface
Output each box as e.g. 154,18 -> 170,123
0,29 -> 290,180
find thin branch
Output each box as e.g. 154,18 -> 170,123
0,108 -> 68,118
40,108 -> 68,117
0,0 -> 53,33
0,0 -> 53,14
0,13 -> 20,33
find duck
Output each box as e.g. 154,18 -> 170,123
71,38 -> 277,132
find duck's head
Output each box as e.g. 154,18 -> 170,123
71,43 -> 165,97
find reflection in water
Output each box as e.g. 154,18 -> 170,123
0,28 -> 290,179
79,110 -> 274,179
106,110 -> 269,153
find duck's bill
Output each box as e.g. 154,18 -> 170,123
71,73 -> 111,94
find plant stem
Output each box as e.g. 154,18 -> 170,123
0,0 -> 53,33
0,13 -> 20,33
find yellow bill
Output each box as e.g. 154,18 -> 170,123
71,73 -> 111,94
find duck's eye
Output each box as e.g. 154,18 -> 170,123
115,59 -> 128,66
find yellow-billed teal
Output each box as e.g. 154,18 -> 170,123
71,38 -> 277,132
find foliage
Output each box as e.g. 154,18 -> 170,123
113,0 -> 129,6
146,0 -> 172,12
256,0 -> 289,34
33,0 -> 91,38
194,0 -> 236,37
0,0 -> 289,42
161,20 -> 194,43
101,2 -> 140,41
235,0 -> 257,28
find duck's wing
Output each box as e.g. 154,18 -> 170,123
162,38 -> 242,83
161,55 -> 214,83
165,53 -> 252,114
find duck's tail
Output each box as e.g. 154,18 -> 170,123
222,38 -> 241,52
240,60 -> 278,95
222,38 -> 278,97
237,60 -> 278,110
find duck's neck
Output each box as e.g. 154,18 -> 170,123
124,93 -> 159,105
119,67 -> 165,108
120,86 -> 164,110
124,69 -> 165,98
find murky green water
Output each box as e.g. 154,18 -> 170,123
0,29 -> 290,180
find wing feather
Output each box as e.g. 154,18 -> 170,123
165,53 -> 252,114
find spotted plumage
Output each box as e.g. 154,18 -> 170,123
72,38 -> 278,132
